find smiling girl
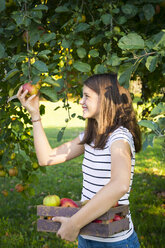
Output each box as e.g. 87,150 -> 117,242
17,73 -> 141,248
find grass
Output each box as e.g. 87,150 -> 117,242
0,101 -> 165,247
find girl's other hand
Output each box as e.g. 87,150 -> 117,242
52,216 -> 80,242
17,85 -> 40,118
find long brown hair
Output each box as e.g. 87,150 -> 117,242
80,73 -> 141,152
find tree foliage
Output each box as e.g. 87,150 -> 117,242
0,0 -> 165,195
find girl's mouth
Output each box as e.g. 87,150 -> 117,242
82,106 -> 88,111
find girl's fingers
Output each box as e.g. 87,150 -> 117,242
27,94 -> 37,102
16,86 -> 23,98
20,89 -> 28,99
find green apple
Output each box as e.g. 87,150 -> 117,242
43,195 -> 60,207
0,170 -> 6,177
32,162 -> 39,169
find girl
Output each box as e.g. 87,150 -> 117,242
17,73 -> 141,248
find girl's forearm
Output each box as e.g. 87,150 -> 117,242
32,120 -> 52,166
71,180 -> 128,230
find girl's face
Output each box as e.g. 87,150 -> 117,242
80,85 -> 100,121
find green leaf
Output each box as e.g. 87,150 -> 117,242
107,53 -> 121,66
57,127 -> 66,142
118,33 -> 144,50
31,10 -> 42,23
158,117 -> 165,130
77,47 -> 86,58
75,39 -> 84,47
37,50 -> 50,60
138,120 -> 158,131
73,61 -> 91,72
0,43 -> 5,58
93,64 -> 108,74
33,61 -> 48,72
89,50 -> 99,58
75,23 -> 90,32
118,63 -> 133,88
89,34 -> 104,45
0,0 -> 5,12
32,4 -> 48,11
55,6 -> 69,13
12,12 -> 24,26
145,56 -> 158,72
121,4 -> 138,17
40,87 -> 58,102
42,76 -> 61,87
11,120 -> 24,133
40,33 -> 56,43
150,103 -> 165,116
101,14 -> 112,25
29,29 -> 40,47
143,4 -> 155,21
38,50 -> 51,56
143,133 -> 155,150
152,30 -> 165,51
3,69 -> 19,81
61,39 -> 72,48
116,16 -> 127,25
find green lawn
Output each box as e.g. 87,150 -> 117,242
0,101 -> 165,247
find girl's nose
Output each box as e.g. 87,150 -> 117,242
79,98 -> 83,105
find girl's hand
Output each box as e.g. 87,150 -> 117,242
17,86 -> 40,118
52,216 -> 80,242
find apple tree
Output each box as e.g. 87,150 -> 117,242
0,0 -> 165,196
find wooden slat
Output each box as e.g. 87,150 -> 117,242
37,204 -> 129,221
37,217 -> 129,237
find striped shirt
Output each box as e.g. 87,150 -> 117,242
79,126 -> 135,242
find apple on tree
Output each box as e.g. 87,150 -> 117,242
7,81 -> 41,103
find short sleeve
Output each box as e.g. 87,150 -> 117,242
79,131 -> 84,141
109,127 -> 135,157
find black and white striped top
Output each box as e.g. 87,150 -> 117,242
79,126 -> 135,242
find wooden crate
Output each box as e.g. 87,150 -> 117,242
37,203 -> 129,238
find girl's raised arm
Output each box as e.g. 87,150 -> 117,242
17,86 -> 84,166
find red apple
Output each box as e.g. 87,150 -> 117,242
93,219 -> 102,223
60,198 -> 79,208
43,195 -> 60,207
113,214 -> 123,221
22,81 -> 40,96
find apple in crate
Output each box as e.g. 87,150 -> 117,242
43,195 -> 60,207
60,198 -> 79,208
